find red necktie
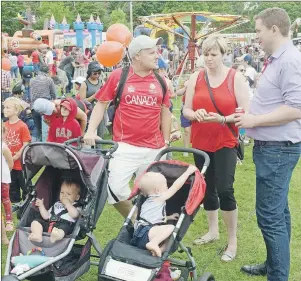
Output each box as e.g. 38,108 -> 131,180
261,56 -> 272,73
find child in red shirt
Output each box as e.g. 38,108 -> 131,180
3,97 -> 31,203
47,98 -> 81,143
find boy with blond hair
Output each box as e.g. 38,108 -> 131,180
3,97 -> 31,203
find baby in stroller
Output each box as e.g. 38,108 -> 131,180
29,179 -> 81,244
131,166 -> 197,257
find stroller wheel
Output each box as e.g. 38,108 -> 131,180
199,272 -> 215,281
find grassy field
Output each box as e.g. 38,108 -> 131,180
1,99 -> 301,281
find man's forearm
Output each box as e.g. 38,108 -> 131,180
161,107 -> 171,142
255,105 -> 301,127
86,101 -> 106,134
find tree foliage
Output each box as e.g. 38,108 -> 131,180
1,1 -> 300,36
110,9 -> 129,27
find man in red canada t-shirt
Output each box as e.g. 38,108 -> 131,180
84,35 -> 171,218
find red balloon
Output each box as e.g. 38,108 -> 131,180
96,41 -> 124,67
106,24 -> 133,47
2,58 -> 11,71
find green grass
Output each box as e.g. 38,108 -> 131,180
2,99 -> 301,281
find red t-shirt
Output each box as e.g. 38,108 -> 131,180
4,120 -> 31,170
95,67 -> 171,148
31,51 -> 39,63
191,70 -> 238,152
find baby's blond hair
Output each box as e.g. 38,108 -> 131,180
3,97 -> 23,115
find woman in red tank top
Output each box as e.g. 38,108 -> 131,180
183,35 -> 249,262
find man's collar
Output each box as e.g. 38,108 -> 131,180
271,40 -> 293,59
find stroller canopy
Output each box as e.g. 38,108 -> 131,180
129,160 -> 206,215
22,143 -> 105,192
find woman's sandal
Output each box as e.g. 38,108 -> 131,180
5,221 -> 14,232
193,235 -> 219,245
221,252 -> 236,262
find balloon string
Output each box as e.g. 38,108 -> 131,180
125,48 -> 132,64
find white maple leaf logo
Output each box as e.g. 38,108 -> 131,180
5,129 -> 21,148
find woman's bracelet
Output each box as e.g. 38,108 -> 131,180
220,116 -> 227,125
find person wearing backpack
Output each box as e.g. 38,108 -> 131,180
84,35 -> 171,219
183,35 -> 249,262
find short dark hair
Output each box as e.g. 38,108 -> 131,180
254,8 -> 291,37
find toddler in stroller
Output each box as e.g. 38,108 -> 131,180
29,179 -> 81,244
98,147 -> 216,281
130,166 -> 197,257
3,138 -> 118,281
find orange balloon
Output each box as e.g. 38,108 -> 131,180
2,58 -> 11,71
106,24 -> 133,47
96,41 -> 124,67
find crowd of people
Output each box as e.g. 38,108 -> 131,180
1,7 -> 301,281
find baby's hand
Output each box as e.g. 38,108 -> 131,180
35,198 -> 44,208
186,165 -> 198,175
61,198 -> 71,207
168,213 -> 179,220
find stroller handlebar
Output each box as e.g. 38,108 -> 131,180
155,147 -> 210,173
64,137 -> 119,154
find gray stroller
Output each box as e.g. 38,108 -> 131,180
3,139 -> 118,281
98,147 -> 215,281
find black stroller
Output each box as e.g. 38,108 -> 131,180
98,147 -> 215,281
3,138 -> 118,281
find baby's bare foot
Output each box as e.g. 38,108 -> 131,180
146,242 -> 162,257
28,233 -> 43,243
50,228 -> 65,243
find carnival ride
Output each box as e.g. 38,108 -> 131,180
2,10 -> 103,55
1,9 -> 64,54
138,12 -> 249,79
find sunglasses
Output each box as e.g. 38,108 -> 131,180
92,72 -> 101,76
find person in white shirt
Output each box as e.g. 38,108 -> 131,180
243,55 -> 257,88
130,166 -> 197,257
45,47 -> 54,76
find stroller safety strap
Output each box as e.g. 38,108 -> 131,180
47,202 -> 81,233
138,217 -> 166,227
